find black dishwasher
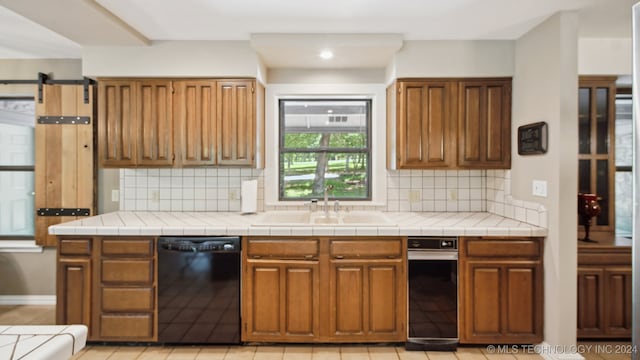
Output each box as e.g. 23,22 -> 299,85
157,236 -> 240,344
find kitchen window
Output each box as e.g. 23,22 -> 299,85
0,98 -> 35,240
279,99 -> 371,201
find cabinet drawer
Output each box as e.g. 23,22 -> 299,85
101,259 -> 154,284
99,314 -> 154,339
59,238 -> 91,256
101,287 -> 154,312
246,239 -> 319,258
330,238 -> 402,258
464,238 -> 541,258
102,238 -> 154,257
578,253 -> 631,266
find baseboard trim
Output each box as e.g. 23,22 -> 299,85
0,295 -> 56,305
538,341 -> 585,360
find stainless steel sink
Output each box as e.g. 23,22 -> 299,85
254,211 -> 396,226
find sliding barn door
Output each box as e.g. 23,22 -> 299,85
35,84 -> 96,246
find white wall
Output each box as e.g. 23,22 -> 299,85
579,38 -> 632,75
392,40 -> 515,78
82,41 -> 261,78
513,12 -> 579,346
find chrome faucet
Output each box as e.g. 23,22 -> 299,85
324,185 -> 334,218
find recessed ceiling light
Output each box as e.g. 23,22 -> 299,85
319,50 -> 334,60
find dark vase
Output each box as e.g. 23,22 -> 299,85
578,193 -> 601,242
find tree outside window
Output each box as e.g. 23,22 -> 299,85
279,99 -> 371,201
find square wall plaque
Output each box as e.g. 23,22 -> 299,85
518,122 -> 548,155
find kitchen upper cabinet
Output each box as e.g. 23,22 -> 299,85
98,78 -> 263,168
387,78 -> 511,170
217,80 -> 254,166
98,80 -> 137,167
459,237 -> 543,344
137,80 -> 174,166
457,79 -> 511,168
98,79 -> 173,167
393,80 -> 456,169
174,80 -> 217,166
577,76 -> 617,231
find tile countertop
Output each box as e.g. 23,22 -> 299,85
48,211 -> 547,237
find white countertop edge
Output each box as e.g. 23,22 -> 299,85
48,211 -> 549,238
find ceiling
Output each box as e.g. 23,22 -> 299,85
0,0 -> 635,68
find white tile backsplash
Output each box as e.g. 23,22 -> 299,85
119,167 -> 547,229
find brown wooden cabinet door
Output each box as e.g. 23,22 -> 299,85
35,85 -> 96,246
217,80 -> 254,166
604,267 -> 632,336
243,260 -> 320,342
457,79 -> 511,168
461,261 -> 502,341
577,267 -> 605,337
56,258 -> 91,334
98,80 -> 137,167
396,80 -> 455,169
174,80 -> 217,166
461,260 -> 542,343
137,80 -> 174,166
328,259 -> 405,341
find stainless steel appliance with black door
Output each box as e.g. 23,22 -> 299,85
158,236 -> 241,344
406,236 -> 458,351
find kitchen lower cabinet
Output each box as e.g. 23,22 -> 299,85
56,238 -> 92,335
577,240 -> 631,338
56,236 -> 157,342
328,259 -> 405,341
243,260 -> 320,341
459,237 -> 543,344
241,236 -> 406,343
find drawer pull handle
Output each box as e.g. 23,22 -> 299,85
252,255 -> 262,259
304,255 -> 314,259
335,255 -> 344,259
387,255 -> 397,259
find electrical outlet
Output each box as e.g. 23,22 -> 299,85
408,190 -> 421,203
150,190 -> 160,202
448,189 -> 458,201
229,189 -> 239,200
532,180 -> 547,197
111,189 -> 119,202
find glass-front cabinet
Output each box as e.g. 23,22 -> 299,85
578,77 -> 616,232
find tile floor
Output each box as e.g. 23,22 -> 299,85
0,305 -> 632,360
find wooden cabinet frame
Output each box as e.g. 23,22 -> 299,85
459,236 -> 543,344
387,77 -> 512,170
577,244 -> 632,338
98,78 -> 264,168
242,236 -> 406,343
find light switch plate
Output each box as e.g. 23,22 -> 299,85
532,180 -> 547,197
